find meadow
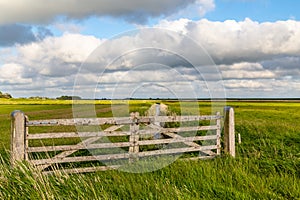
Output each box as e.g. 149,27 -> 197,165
0,99 -> 299,199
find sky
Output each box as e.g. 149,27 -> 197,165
0,0 -> 300,99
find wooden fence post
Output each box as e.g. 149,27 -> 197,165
11,110 -> 26,166
224,107 -> 235,157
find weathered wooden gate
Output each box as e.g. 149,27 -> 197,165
11,107 -> 235,174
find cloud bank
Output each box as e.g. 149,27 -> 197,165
0,0 -> 214,47
0,0 -> 214,25
158,18 -> 300,64
1,18 -> 300,98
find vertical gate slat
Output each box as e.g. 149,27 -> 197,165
129,112 -> 140,162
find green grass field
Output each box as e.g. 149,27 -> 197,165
0,99 -> 300,199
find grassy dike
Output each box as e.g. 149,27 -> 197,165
0,99 -> 299,199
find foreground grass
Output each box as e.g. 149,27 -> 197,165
0,156 -> 299,199
0,100 -> 300,199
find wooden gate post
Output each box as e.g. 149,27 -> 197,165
224,107 -> 235,157
11,110 -> 26,166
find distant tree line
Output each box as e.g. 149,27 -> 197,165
28,96 -> 50,100
56,96 -> 82,100
0,91 -> 12,99
0,92 -> 84,100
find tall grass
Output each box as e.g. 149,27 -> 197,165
1,154 -> 299,199
0,100 -> 299,199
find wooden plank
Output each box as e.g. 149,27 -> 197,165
27,117 -> 132,126
146,124 -> 218,132
138,135 -> 217,146
27,131 -> 130,140
30,153 -> 130,166
26,115 -> 223,127
104,125 -> 124,132
28,141 -> 132,153
27,135 -> 217,153
162,125 -> 218,132
139,124 -> 218,139
163,132 -> 216,156
27,125 -> 218,140
138,115 -> 223,123
163,132 -> 200,148
42,165 -> 121,174
137,145 -> 217,157
31,145 -> 217,166
28,132 -> 80,139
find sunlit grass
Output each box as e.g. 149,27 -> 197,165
0,99 -> 300,199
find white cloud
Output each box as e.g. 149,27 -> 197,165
22,33 -> 101,62
220,62 -> 276,79
16,33 -> 102,77
224,79 -> 267,89
0,63 -> 32,84
156,18 -> 191,34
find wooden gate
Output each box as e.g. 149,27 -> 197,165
11,107 -> 235,174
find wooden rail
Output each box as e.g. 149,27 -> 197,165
10,107 -> 235,173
